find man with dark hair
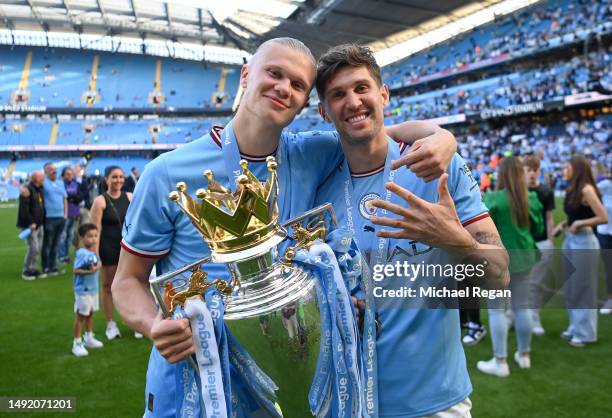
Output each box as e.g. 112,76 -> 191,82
122,166 -> 139,193
524,155 -> 555,335
314,44 -> 508,417
113,37 -> 460,417
17,171 -> 46,280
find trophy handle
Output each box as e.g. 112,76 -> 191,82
282,202 -> 337,230
150,256 -> 212,318
281,203 -> 338,263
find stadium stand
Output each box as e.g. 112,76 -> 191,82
0,45 -> 237,109
382,0 -> 611,89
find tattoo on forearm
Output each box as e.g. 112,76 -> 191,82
474,232 -> 504,248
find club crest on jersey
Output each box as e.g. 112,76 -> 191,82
359,192 -> 380,219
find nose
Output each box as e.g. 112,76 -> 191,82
274,78 -> 290,98
345,91 -> 362,110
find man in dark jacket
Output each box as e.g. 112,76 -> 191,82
122,167 -> 138,193
17,171 -> 46,280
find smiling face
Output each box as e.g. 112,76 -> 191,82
239,42 -> 315,129
81,228 -> 99,250
106,168 -> 125,192
319,65 -> 389,146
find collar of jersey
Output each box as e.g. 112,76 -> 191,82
350,164 -> 385,178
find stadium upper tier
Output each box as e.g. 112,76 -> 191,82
286,46 -> 611,131
0,46 -> 240,109
0,118 -> 230,146
382,0 -> 611,89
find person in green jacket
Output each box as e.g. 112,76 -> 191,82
477,156 -> 543,377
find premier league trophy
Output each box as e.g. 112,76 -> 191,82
150,157 -> 362,418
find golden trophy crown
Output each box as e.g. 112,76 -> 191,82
168,156 -> 281,258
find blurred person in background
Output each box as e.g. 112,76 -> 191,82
90,166 -> 134,340
17,171 -> 46,280
555,155 -> 608,346
122,166 -> 139,193
524,155 -> 555,335
58,166 -> 83,264
595,164 -> 612,314
41,162 -> 67,276
478,156 -> 543,377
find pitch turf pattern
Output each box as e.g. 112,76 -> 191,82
0,202 -> 610,417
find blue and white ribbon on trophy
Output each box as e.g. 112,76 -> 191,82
173,291 -> 232,418
175,289 -> 286,418
293,228 -> 363,418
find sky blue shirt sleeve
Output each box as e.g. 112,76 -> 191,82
447,154 -> 489,225
290,130 -> 343,187
121,156 -> 175,257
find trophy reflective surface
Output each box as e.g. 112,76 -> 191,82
150,157 -> 337,417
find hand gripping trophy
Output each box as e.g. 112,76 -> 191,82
150,157 -> 363,418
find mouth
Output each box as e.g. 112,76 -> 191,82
264,95 -> 289,110
345,112 -> 369,125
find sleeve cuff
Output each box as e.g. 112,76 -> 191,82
120,240 -> 169,259
461,212 -> 490,227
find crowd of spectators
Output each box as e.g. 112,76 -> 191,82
384,47 -> 611,121
383,0 -> 612,88
458,116 -> 611,189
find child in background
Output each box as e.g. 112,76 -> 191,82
72,223 -> 104,357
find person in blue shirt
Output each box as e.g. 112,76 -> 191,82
313,44 -> 509,418
72,223 -> 104,357
42,162 -> 68,276
112,37 -> 459,417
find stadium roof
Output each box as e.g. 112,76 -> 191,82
0,0 -> 537,62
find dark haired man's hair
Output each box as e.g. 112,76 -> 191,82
316,44 -> 382,101
78,223 -> 98,237
524,155 -> 541,171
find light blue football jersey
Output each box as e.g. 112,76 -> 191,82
73,248 -> 99,294
315,138 -> 488,418
121,122 -> 342,417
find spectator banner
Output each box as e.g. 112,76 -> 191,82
564,91 -> 612,106
0,105 -> 232,116
424,114 -> 467,126
480,101 -> 545,120
0,144 -> 183,152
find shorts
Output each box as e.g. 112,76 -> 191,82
425,397 -> 472,418
74,292 -> 99,316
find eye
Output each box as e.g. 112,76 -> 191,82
267,69 -> 280,78
292,81 -> 305,91
356,84 -> 368,93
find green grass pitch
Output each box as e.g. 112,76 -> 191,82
0,201 -> 610,417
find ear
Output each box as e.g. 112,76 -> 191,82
318,102 -> 329,122
381,84 -> 390,107
240,64 -> 249,89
